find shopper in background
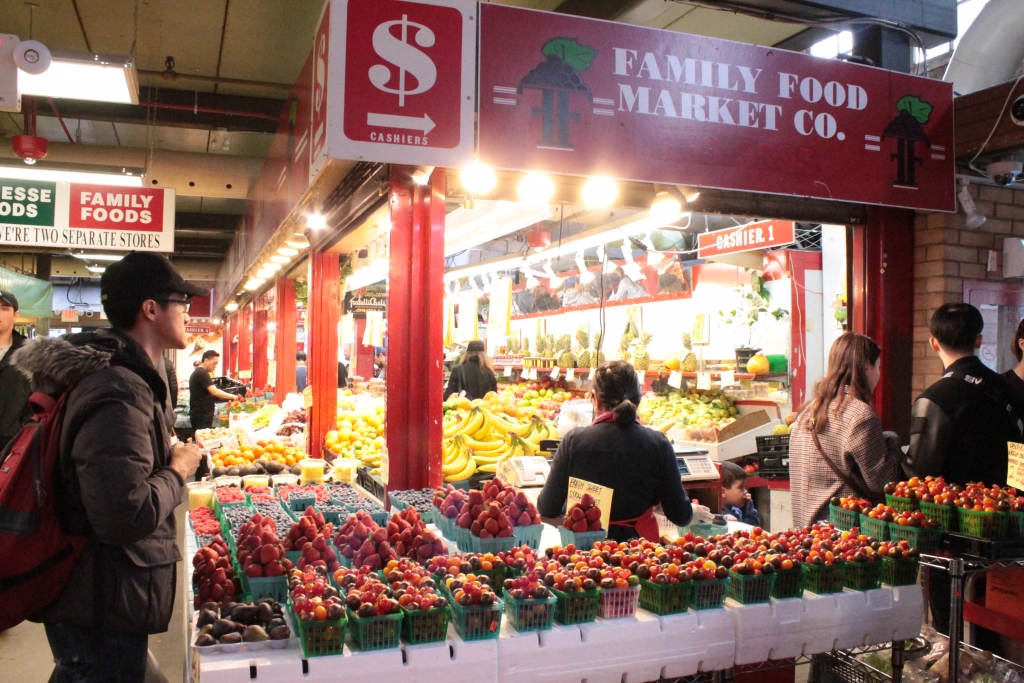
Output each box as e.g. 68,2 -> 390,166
513,286 -> 535,315
1001,318 -> 1024,410
374,349 -> 386,381
190,350 -> 235,435
608,267 -> 647,301
11,251 -> 203,683
444,340 -> 498,400
534,284 -> 561,311
789,333 -> 902,527
560,276 -> 595,307
537,361 -> 693,542
904,303 -> 1022,487
719,461 -> 761,526
296,351 -> 307,391
0,290 -> 31,449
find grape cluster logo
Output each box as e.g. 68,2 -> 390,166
882,96 -> 934,189
515,38 -> 597,151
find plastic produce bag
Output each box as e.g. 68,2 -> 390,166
558,399 -> 593,437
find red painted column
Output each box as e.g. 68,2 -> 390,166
275,278 -> 298,401
223,314 -> 235,379
386,166 -> 445,491
851,206 -> 915,440
253,294 -> 269,391
238,304 -> 253,381
308,250 -> 340,457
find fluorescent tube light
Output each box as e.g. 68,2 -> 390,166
0,165 -> 143,186
19,52 -> 139,104
72,252 -> 124,261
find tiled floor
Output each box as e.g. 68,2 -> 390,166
1,503 -> 188,683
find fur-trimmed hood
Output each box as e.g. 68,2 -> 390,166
10,336 -> 113,394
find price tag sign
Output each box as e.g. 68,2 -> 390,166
667,371 -> 683,389
1009,442 -> 1024,490
720,370 -> 736,387
526,368 -> 537,380
503,366 -> 512,377
497,458 -> 520,486
638,373 -> 645,390
567,477 -> 614,531
379,445 -> 390,486
303,386 -> 313,409
696,373 -> 712,390
588,367 -> 596,381
565,368 -> 575,382
550,366 -> 560,380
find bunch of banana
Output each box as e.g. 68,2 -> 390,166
357,452 -> 381,468
470,433 -> 536,473
442,435 -> 477,482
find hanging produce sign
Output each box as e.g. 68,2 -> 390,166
698,220 -> 796,258
316,0 -> 477,169
0,179 -> 174,251
344,283 -> 387,319
477,4 -> 954,212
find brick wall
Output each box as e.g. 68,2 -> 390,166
912,184 -> 1024,396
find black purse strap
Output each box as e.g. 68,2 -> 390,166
809,420 -> 873,500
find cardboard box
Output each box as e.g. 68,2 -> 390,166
985,568 -> 1024,620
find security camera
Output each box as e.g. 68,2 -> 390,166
13,40 -> 50,75
1012,96 -> 1024,127
987,160 -> 1023,186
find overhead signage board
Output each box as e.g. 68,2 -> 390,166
322,0 -> 477,168
477,4 -> 955,212
0,179 -> 174,252
344,282 -> 388,318
698,220 -> 796,259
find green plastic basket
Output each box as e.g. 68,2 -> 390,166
502,594 -> 556,631
551,586 -> 601,624
881,558 -> 920,586
859,514 -> 890,541
771,568 -> 805,599
765,354 -> 787,374
691,577 -> 730,610
460,534 -> 517,554
450,599 -> 503,641
557,526 -> 608,550
885,494 -> 918,512
240,574 -> 288,603
401,606 -> 449,645
887,523 -> 942,552
830,505 -> 859,531
803,563 -> 844,594
598,584 -> 641,618
1009,511 -> 1024,539
727,571 -> 777,604
290,607 -> 346,658
919,501 -> 958,532
638,579 -> 691,615
957,508 -> 1009,539
843,561 -> 882,591
346,607 -> 403,651
511,524 -> 543,551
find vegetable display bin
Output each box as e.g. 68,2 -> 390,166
345,608 -> 403,651
881,558 -> 920,586
401,606 -> 449,645
638,579 -> 691,615
449,599 -> 502,641
727,572 -> 776,604
859,514 -> 889,541
598,584 -> 641,619
691,577 -> 730,610
550,587 -> 600,624
829,505 -> 859,531
887,523 -> 942,552
502,594 -> 556,631
919,501 -> 957,532
884,494 -> 918,513
956,508 -> 1008,539
802,564 -> 844,594
290,606 -> 346,658
843,561 -> 882,591
771,568 -> 804,599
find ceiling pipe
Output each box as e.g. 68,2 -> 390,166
139,100 -> 280,123
139,68 -> 293,91
46,98 -> 75,143
944,0 -> 1024,94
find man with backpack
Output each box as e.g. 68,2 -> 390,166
0,290 -> 31,449
8,252 -> 203,682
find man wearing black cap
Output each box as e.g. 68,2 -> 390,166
0,290 -> 31,449
11,251 -> 203,682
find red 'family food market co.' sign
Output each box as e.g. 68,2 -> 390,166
0,178 -> 174,252
697,220 -> 796,259
476,4 -> 954,212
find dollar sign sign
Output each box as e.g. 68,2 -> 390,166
369,15 -> 437,108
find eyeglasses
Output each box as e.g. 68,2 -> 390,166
157,298 -> 191,313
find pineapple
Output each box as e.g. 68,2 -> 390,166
681,332 -> 698,372
557,335 -> 575,368
635,331 -> 653,371
590,333 -> 606,368
575,326 -> 591,368
618,333 -> 632,364
522,338 -> 530,354
508,336 -> 520,354
535,322 -> 544,357
545,334 -> 557,359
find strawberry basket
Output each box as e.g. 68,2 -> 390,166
346,607 -> 403,651
598,584 -> 641,618
691,577 -> 730,610
884,494 -> 918,513
401,606 -> 449,645
550,587 -> 600,624
881,558 -> 920,586
771,567 -> 805,599
511,524 -> 543,551
887,523 -> 942,552
557,526 -> 607,551
638,579 -> 691,615
502,594 -> 556,631
919,501 -> 957,532
802,563 -> 844,594
956,508 -> 1009,539
727,571 -> 776,604
829,505 -> 859,531
240,574 -> 288,603
843,561 -> 882,591
449,599 -> 503,641
859,514 -> 889,541
290,605 -> 346,657
462,534 -> 517,554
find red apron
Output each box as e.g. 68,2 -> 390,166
591,411 -> 661,542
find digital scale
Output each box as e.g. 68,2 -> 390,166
503,456 -> 552,487
673,445 -> 720,482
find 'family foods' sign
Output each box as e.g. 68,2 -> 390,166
0,179 -> 174,252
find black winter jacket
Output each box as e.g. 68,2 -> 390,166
444,361 -> 498,401
12,329 -> 184,634
904,356 -> 1023,488
0,329 -> 31,449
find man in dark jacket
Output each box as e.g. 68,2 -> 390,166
12,252 -> 203,682
0,290 -> 31,449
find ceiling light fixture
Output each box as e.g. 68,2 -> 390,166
269,255 -> 290,264
543,263 -> 563,288
0,165 -> 143,186
243,278 -> 266,291
263,262 -> 282,272
517,174 -> 554,205
460,162 -> 497,195
85,265 -> 105,274
581,177 -> 618,208
18,51 -> 139,104
286,238 -> 309,249
225,302 -> 239,312
651,191 -> 683,219
524,269 -> 540,289
256,269 -> 273,279
71,252 -> 123,261
410,166 -> 434,185
306,212 -> 327,231
957,181 -> 986,230
278,246 -> 299,257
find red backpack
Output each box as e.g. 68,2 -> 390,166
0,390 -> 89,632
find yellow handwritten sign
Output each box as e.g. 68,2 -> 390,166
497,459 -> 519,486
303,387 -> 313,409
1009,442 -> 1024,490
379,445 -> 389,486
567,477 -> 613,531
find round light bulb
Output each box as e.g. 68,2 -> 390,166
263,262 -> 283,272
460,162 -> 497,195
225,302 -> 239,312
651,192 -> 682,220
278,246 -> 299,256
270,255 -> 290,264
256,269 -> 273,279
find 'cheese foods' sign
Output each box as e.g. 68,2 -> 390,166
0,179 -> 174,252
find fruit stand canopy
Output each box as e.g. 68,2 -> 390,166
0,267 -> 53,317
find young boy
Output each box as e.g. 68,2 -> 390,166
720,461 -> 761,526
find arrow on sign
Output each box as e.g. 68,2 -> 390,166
366,112 -> 435,134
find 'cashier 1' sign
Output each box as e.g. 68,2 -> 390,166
0,179 -> 175,253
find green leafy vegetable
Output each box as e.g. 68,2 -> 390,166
541,38 -> 596,72
896,95 -> 932,124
